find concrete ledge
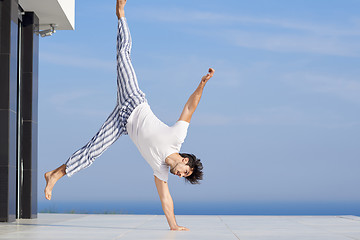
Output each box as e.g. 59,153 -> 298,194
19,0 -> 75,30
0,214 -> 360,239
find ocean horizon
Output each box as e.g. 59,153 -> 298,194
38,201 -> 360,216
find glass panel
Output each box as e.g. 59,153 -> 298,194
16,20 -> 23,219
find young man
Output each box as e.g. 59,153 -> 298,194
44,0 -> 215,231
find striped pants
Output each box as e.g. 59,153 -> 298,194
65,18 -> 146,177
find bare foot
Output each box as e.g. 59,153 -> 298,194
44,164 -> 66,200
44,172 -> 55,200
116,0 -> 127,19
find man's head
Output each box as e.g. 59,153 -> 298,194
169,157 -> 192,178
179,153 -> 203,184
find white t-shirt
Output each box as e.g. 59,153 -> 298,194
126,102 -> 189,182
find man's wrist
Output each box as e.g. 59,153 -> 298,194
199,81 -> 206,89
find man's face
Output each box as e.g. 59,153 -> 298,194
170,158 -> 193,178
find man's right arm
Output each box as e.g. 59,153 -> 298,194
178,68 -> 215,123
154,176 -> 189,231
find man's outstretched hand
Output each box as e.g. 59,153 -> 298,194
171,225 -> 190,231
201,68 -> 215,84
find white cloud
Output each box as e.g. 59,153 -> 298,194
48,90 -> 111,117
135,7 -> 360,36
137,53 -> 243,88
189,108 -> 308,127
283,72 -> 360,104
50,90 -> 95,105
40,52 -> 115,71
237,107 -> 314,126
225,30 -> 359,57
191,113 -> 234,127
190,106 -> 360,129
134,7 -> 360,56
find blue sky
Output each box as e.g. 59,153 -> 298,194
38,0 -> 360,207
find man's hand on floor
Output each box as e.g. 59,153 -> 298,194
171,225 -> 190,231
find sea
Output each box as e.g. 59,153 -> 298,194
38,201 -> 360,216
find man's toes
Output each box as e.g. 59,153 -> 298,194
46,194 -> 51,200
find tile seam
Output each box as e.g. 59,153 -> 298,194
113,215 -> 158,240
218,216 -> 241,240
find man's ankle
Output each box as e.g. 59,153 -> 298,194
117,10 -> 125,19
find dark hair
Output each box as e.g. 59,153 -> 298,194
179,153 -> 203,184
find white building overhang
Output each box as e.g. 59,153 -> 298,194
19,0 -> 75,30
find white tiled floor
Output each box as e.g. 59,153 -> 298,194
0,214 -> 359,239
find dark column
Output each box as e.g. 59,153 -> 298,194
19,11 -> 38,219
0,0 -> 18,222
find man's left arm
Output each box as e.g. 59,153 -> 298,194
178,68 -> 215,123
154,176 -> 189,231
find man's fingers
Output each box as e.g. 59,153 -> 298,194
207,68 -> 215,78
172,226 -> 189,231
201,68 -> 214,83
